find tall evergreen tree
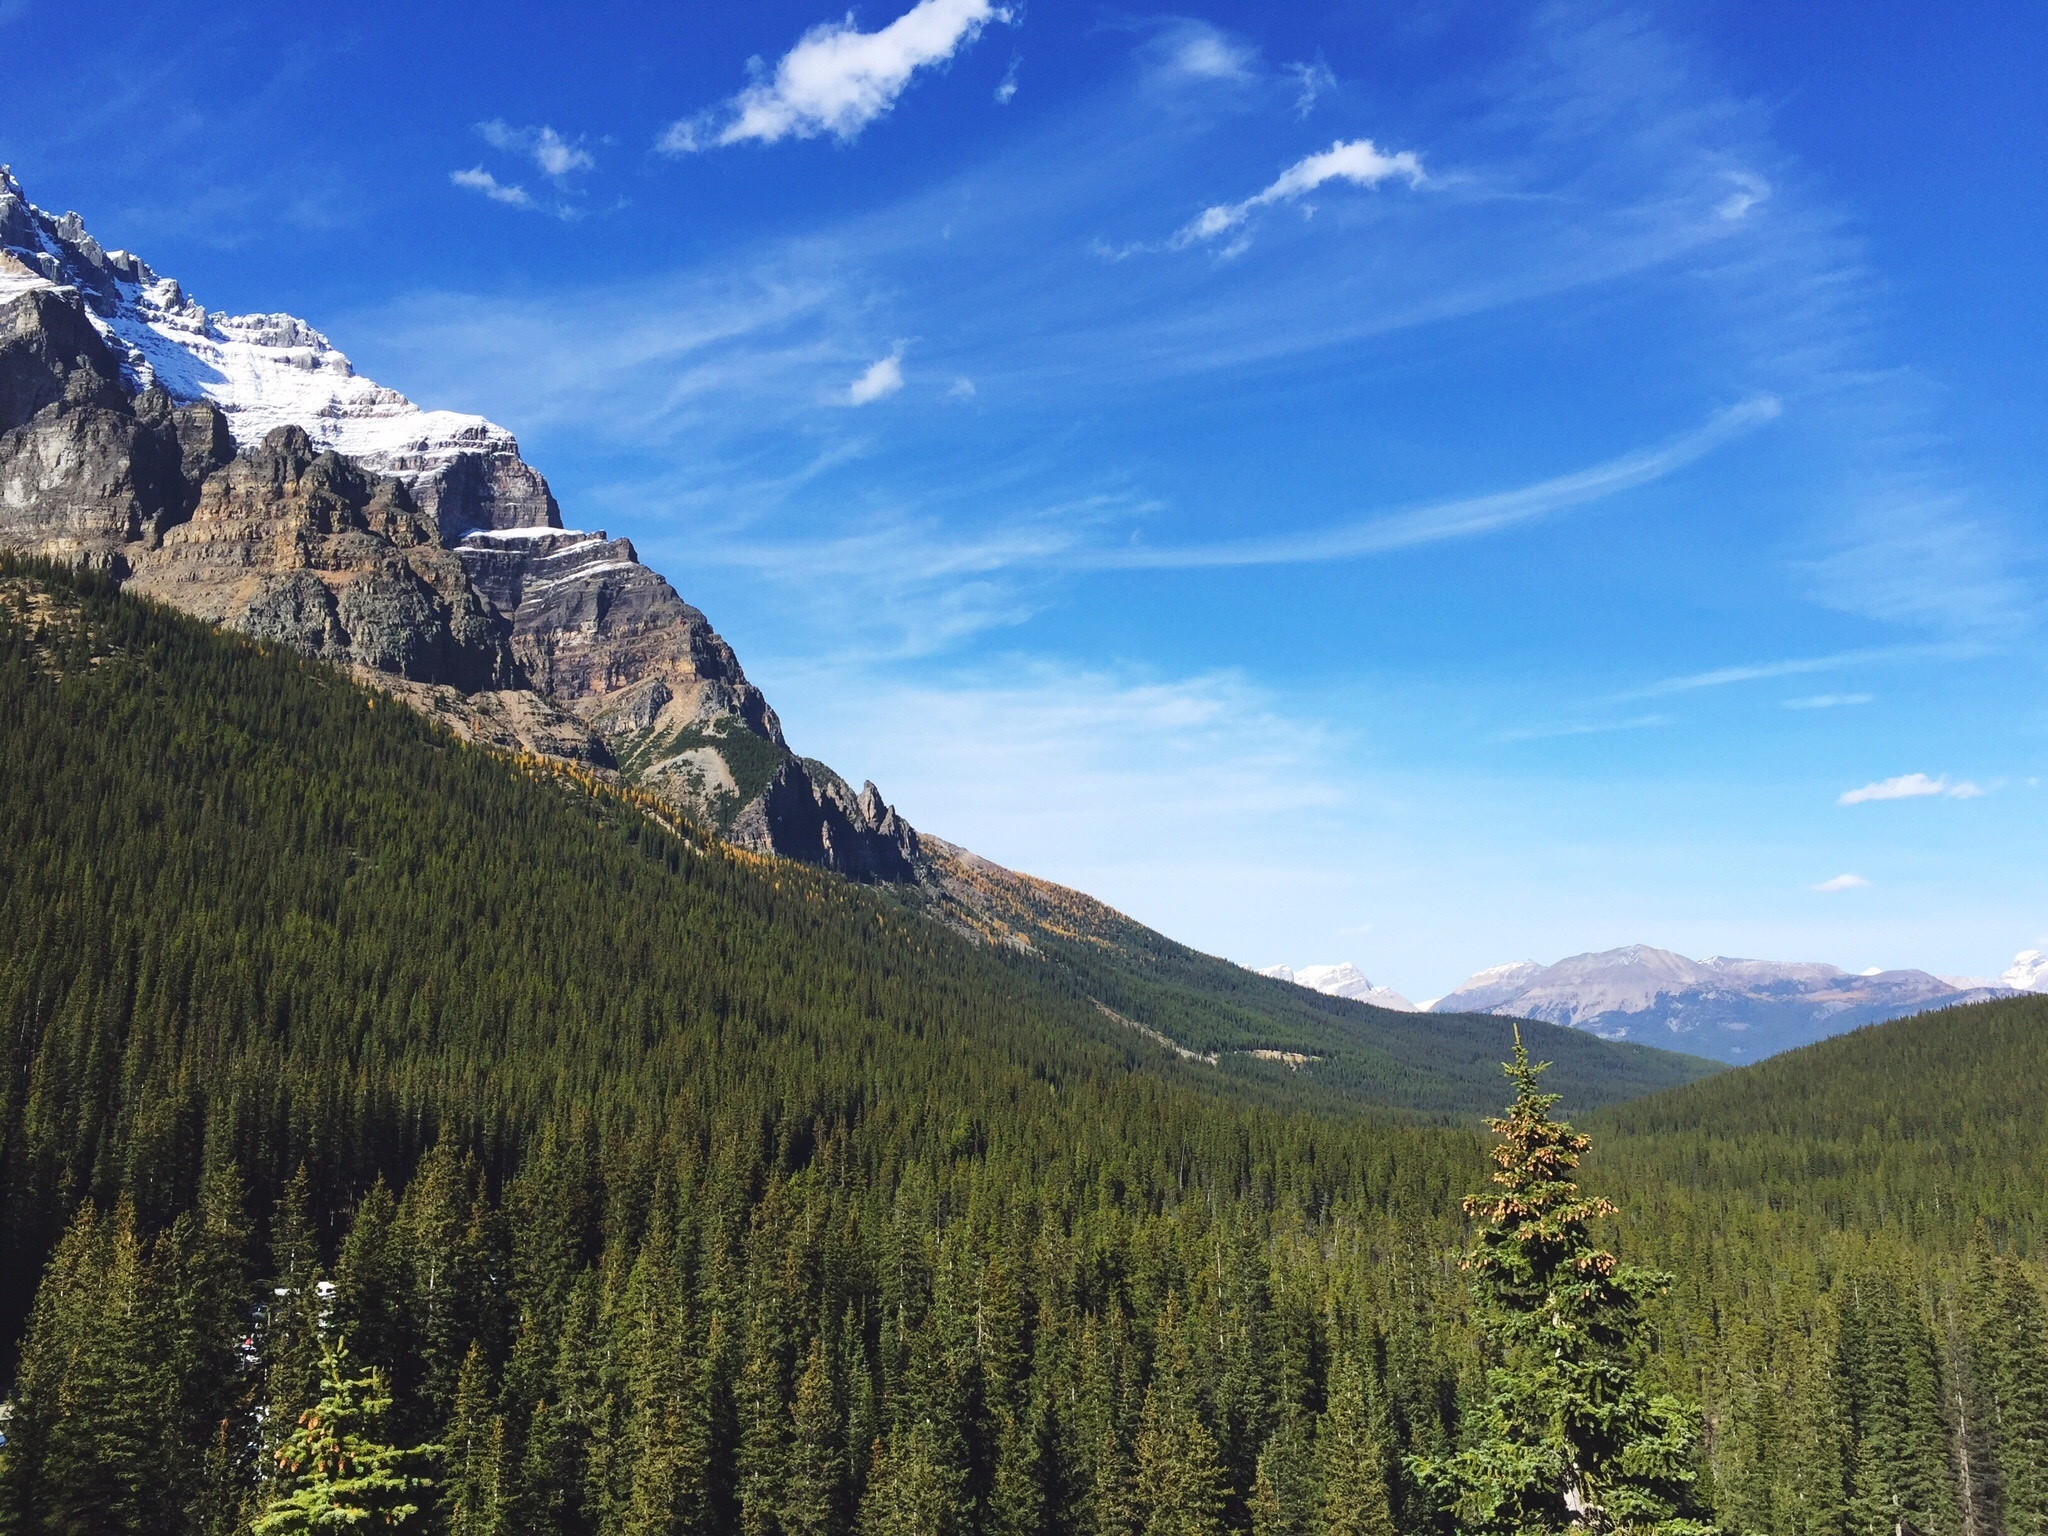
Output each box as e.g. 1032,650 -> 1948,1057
784,1336 -> 845,1536
1970,1256 -> 2048,1536
253,1335 -> 434,1533
443,1344 -> 505,1536
1410,1036 -> 1711,1536
1132,1296 -> 1231,1536
1314,1355 -> 1394,1536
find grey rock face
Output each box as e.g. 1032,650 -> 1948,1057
454,526 -> 922,879
380,428 -> 561,542
125,426 -> 518,692
1,286 -> 128,428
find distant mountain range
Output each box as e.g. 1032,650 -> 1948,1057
1264,944 -> 2041,1062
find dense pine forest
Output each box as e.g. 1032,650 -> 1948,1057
1,561 -> 2044,1536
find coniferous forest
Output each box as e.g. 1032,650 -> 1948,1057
1,561 -> 2045,1536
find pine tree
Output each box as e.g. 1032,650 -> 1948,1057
1250,1414 -> 1314,1536
857,1418 -> 965,1536
443,1343 -> 505,1536
1314,1354 -> 1394,1536
253,1334 -> 434,1533
785,1336 -> 845,1536
1975,1258 -> 2048,1536
1409,1035 -> 1711,1536
0,1201 -> 166,1536
1132,1296 -> 1231,1536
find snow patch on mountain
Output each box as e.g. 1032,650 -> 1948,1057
2002,950 -> 2048,993
1258,963 -> 1419,1012
0,166 -> 556,538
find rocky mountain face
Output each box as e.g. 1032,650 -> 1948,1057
1428,944 -> 2015,1062
0,166 -> 918,880
1257,963 -> 1420,1012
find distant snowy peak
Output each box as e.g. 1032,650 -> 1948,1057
0,165 -> 556,540
1259,962 -> 1419,1013
2003,950 -> 2048,993
1430,943 -> 2020,1062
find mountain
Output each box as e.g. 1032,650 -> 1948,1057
0,168 -> 1721,1118
1430,942 -> 2015,1061
0,164 -> 919,879
1257,962 -> 1420,1012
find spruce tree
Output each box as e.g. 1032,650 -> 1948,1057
253,1335 -> 434,1533
1410,1035 -> 1711,1536
1132,1296 -> 1231,1536
1314,1354 -> 1394,1536
442,1343 -> 504,1536
1249,1414 -> 1314,1536
785,1335 -> 845,1536
1976,1258 -> 2048,1536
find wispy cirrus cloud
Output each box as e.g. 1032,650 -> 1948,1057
1094,397 -> 1777,569
1176,138 -> 1426,249
477,120 -> 594,180
1138,20 -> 1258,84
1610,642 -> 1960,703
450,166 -> 535,209
1496,713 -> 1673,743
453,123 -> 595,218
1285,59 -> 1337,118
1784,693 -> 1872,709
660,0 -> 1012,152
1813,873 -> 1869,891
1839,773 -> 1982,805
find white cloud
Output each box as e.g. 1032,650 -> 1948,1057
1096,398 -> 1777,569
1132,20 -> 1258,85
845,348 -> 905,405
1784,693 -> 1872,709
1285,59 -> 1336,118
1813,873 -> 1869,892
1610,640 -> 1955,703
477,120 -> 595,180
948,376 -> 976,398
450,166 -> 536,208
994,58 -> 1018,105
1838,773 -> 1983,806
1496,713 -> 1672,743
663,0 -> 1012,152
1178,138 -> 1426,247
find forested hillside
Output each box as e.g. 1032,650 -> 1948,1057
0,561 -> 2043,1536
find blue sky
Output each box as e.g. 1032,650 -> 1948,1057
5,0 -> 2043,997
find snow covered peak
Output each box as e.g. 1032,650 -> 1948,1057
0,170 -> 558,538
2002,950 -> 2048,993
1257,962 -> 1419,1012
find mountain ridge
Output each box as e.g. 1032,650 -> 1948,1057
1428,941 -> 2019,1061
